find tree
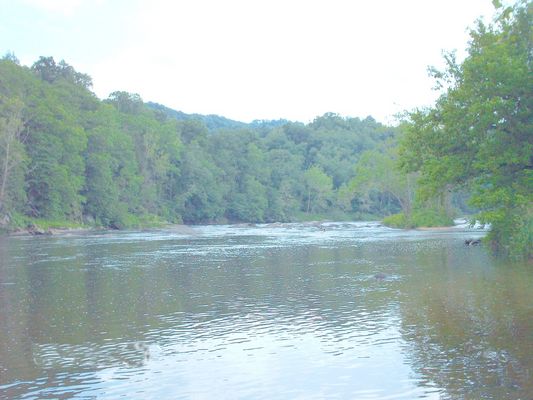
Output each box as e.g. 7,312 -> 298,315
83,105 -> 140,227
228,176 -> 268,222
31,56 -> 92,88
400,0 -> 532,258
0,97 -> 27,216
106,91 -> 143,114
177,141 -> 225,223
2,51 -> 19,64
304,166 -> 333,213
350,149 -> 415,217
1,54 -> 407,228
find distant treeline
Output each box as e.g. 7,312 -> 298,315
0,55 -> 401,229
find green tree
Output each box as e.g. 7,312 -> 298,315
32,56 -> 92,88
23,82 -> 87,220
176,140 -> 225,223
1,54 -> 407,228
304,166 -> 333,213
106,91 -> 143,114
83,105 -> 140,227
0,97 -> 27,216
229,176 -> 268,221
350,149 -> 415,217
400,1 -> 532,258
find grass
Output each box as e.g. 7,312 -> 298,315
119,213 -> 168,229
1,213 -> 90,234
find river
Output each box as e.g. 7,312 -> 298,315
1,222 -> 532,399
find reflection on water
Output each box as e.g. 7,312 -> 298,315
0,222 -> 532,399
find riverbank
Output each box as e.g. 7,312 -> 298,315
1,213 -> 169,236
8,226 -> 98,236
2,218 -> 94,236
2,210 -> 377,237
1,211 -> 472,237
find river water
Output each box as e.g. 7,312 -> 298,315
0,222 -> 532,399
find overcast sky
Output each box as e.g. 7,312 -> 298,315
1,0 -> 497,124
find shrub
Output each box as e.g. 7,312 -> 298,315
383,208 -> 454,229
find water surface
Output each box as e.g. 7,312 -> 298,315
1,222 -> 532,399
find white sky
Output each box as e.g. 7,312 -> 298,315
1,0 -> 498,124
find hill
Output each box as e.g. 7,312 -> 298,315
146,102 -> 289,132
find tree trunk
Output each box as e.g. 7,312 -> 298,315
0,137 -> 11,210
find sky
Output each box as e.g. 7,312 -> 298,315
1,0 -> 498,124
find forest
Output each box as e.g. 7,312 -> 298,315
0,55 -> 402,227
0,0 -> 531,259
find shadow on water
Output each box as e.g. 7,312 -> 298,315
0,223 -> 532,399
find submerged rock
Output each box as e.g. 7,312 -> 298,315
374,272 -> 387,281
27,225 -> 51,235
465,238 -> 482,246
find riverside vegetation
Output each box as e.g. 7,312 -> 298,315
0,1 -> 531,258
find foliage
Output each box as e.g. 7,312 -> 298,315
399,1 -> 533,258
349,147 -> 415,217
383,208 -> 454,229
0,96 -> 28,214
2,212 -> 87,232
303,166 -> 334,213
382,213 -> 409,228
31,56 -> 92,88
0,55 -> 402,229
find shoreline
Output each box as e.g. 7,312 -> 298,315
2,214 -> 481,237
4,219 -> 477,238
7,226 -> 101,237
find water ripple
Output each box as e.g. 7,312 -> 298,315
3,221 -> 524,400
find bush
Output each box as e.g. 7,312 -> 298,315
486,207 -> 533,260
383,208 -> 454,229
411,209 -> 454,228
382,213 -> 410,228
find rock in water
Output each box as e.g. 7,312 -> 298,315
374,272 -> 387,281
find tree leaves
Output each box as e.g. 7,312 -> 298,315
400,1 -> 533,258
